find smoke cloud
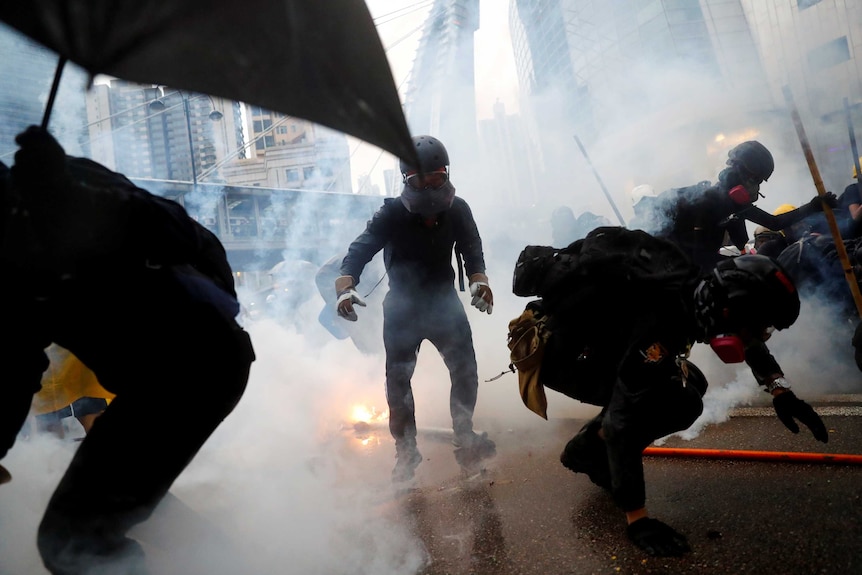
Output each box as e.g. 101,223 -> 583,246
2,3 -> 861,573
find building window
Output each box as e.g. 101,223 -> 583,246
797,0 -> 822,9
807,36 -> 850,71
303,166 -> 316,179
286,169 -> 300,182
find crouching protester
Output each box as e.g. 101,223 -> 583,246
508,227 -> 827,557
0,127 -> 255,574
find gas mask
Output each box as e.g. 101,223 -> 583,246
399,169 -> 456,216
693,278 -> 747,364
708,334 -> 746,363
724,167 -> 763,205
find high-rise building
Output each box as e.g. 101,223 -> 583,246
85,80 -> 244,184
403,0 -> 481,168
0,22 -> 89,159
478,99 -> 540,207
509,0 -> 862,207
228,106 -> 353,193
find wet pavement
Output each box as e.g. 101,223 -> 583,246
346,395 -> 862,575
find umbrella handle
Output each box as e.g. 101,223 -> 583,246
41,56 -> 67,130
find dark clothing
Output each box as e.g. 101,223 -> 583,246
654,174 -> 822,274
539,277 -> 779,511
340,196 -> 486,440
341,196 -> 486,293
837,182 -> 862,238
383,288 -> 478,439
1,156 -> 255,574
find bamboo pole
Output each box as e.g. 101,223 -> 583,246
782,85 -> 862,319
644,446 -> 862,466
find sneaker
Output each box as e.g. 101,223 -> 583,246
560,420 -> 611,490
453,431 -> 496,471
391,442 -> 423,483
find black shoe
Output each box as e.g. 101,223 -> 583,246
392,442 -> 422,483
560,420 -> 611,490
453,431 -> 496,472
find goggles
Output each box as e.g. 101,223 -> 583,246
405,169 -> 449,191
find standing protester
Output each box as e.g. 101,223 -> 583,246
654,141 -> 836,274
510,228 -> 828,557
0,127 -> 255,575
550,205 -> 579,247
835,157 -> 862,239
336,135 -> 496,482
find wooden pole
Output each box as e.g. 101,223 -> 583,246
782,85 -> 862,319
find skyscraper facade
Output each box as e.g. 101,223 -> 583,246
509,0 -> 862,207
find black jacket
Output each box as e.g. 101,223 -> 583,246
656,174 -> 822,273
0,157 -> 241,460
340,196 -> 486,294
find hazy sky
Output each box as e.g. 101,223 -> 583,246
348,0 -> 519,192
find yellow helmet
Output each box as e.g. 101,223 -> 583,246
854,157 -> 862,179
773,204 -> 796,216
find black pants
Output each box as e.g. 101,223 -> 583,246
382,288 -> 478,443
36,314 -> 254,575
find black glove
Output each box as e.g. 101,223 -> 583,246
773,390 -> 828,442
627,517 -> 691,557
808,192 -> 837,212
11,125 -> 67,191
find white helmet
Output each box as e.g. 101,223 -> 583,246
631,184 -> 657,206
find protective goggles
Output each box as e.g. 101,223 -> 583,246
405,169 -> 449,191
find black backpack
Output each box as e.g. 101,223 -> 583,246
513,226 -> 700,310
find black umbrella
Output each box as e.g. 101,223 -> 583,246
0,0 -> 418,166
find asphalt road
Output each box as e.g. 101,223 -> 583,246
347,397 -> 862,575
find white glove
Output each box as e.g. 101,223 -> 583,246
336,289 -> 366,321
469,281 -> 493,314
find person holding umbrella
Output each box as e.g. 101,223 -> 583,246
0,126 -> 255,575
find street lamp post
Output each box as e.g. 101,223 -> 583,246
182,96 -> 197,186
149,90 -> 223,187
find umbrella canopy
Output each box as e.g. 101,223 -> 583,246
0,0 -> 418,166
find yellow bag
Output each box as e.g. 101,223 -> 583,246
32,345 -> 115,416
507,307 -> 551,419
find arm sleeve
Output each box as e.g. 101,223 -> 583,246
339,204 -> 390,285
741,204 -> 819,231
726,218 -> 749,250
744,341 -> 782,385
454,200 -> 486,276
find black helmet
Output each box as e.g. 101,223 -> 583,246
712,255 -> 800,331
400,135 -> 449,176
727,141 -> 774,182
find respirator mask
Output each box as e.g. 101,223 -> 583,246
726,167 -> 764,206
400,168 -> 456,216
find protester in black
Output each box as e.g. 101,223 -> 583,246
654,141 -> 836,273
336,135 -> 496,482
835,159 -> 862,239
525,231 -> 827,557
0,127 -> 255,575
